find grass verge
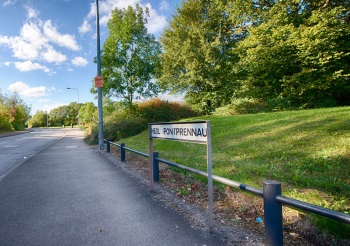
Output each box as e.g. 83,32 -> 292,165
118,106 -> 350,239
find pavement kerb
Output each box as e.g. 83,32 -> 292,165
0,130 -> 31,138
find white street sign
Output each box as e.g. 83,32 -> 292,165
150,122 -> 208,143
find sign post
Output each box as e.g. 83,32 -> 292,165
149,121 -> 214,230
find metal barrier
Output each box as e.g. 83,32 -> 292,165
104,139 -> 350,246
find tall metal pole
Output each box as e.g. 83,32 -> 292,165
96,0 -> 104,150
207,121 -> 214,231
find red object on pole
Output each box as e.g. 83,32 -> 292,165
95,76 -> 103,87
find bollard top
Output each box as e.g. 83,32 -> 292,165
263,180 -> 281,185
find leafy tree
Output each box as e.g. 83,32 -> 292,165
49,106 -> 69,126
160,0 -> 241,114
102,98 -> 128,116
94,4 -> 162,112
29,110 -> 48,128
234,1 -> 350,109
2,92 -> 30,130
0,99 -> 13,132
67,102 -> 79,127
0,92 -> 12,132
47,103 -> 80,127
80,102 -> 97,125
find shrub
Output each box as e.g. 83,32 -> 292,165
213,98 -> 269,115
0,104 -> 13,132
137,98 -> 197,122
84,98 -> 198,145
103,111 -> 148,141
84,122 -> 99,145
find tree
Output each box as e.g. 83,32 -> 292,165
67,102 -> 79,127
95,4 -> 162,112
2,92 -> 30,130
29,111 -> 47,128
160,0 -> 241,114
79,102 -> 97,125
234,1 -> 350,109
47,103 -> 80,127
0,97 -> 13,132
49,106 -> 69,127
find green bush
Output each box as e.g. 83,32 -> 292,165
0,104 -> 13,132
84,122 -> 99,145
104,111 -> 148,141
84,98 -> 198,144
213,98 -> 269,115
137,98 -> 197,122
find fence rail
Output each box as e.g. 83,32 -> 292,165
104,139 -> 350,246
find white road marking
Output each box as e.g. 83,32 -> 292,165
66,146 -> 78,149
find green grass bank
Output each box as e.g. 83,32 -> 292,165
119,106 -> 350,237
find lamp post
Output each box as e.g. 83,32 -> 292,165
46,111 -> 48,128
96,0 -> 104,150
66,87 -> 80,130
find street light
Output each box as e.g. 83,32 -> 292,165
66,87 -> 80,130
46,111 -> 48,128
96,0 -> 104,150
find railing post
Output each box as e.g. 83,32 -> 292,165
153,152 -> 159,182
106,139 -> 110,153
263,180 -> 283,246
120,143 -> 125,162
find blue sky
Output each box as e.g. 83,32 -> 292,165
0,0 -> 182,115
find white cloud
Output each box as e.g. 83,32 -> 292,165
36,102 -> 67,113
25,5 -> 39,19
72,56 -> 88,67
82,0 -> 167,34
42,46 -> 67,63
0,35 -> 40,60
20,22 -> 44,43
3,0 -> 17,7
43,20 -> 80,51
0,7 -> 81,66
79,19 -> 91,34
86,0 -> 140,22
159,1 -> 169,11
159,92 -> 184,102
144,3 -> 167,34
8,81 -> 47,98
13,60 -> 50,73
35,98 -> 50,103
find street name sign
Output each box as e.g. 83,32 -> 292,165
148,121 -> 214,230
150,121 -> 208,143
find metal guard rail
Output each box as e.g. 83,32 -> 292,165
158,157 -> 264,197
103,139 -> 349,224
104,139 -> 350,245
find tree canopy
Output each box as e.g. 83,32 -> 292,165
160,0 -> 350,112
0,92 -> 30,131
160,0 -> 241,113
234,0 -> 350,109
96,4 -> 162,111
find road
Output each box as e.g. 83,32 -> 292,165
0,129 -> 225,245
0,128 -> 67,181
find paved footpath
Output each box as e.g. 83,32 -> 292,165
0,130 -> 225,246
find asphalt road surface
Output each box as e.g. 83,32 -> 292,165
0,128 -> 67,181
0,129 -> 225,245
